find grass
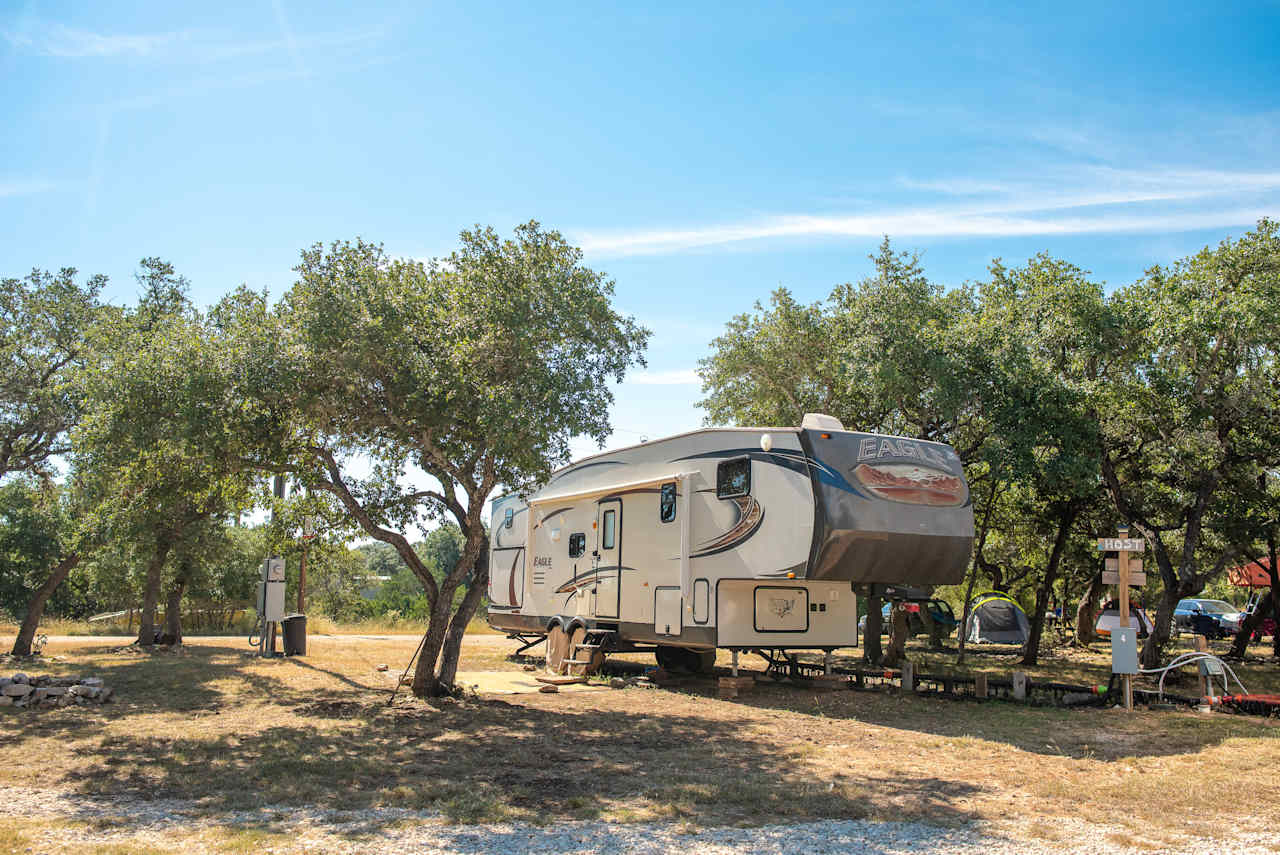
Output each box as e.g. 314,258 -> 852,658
0,630 -> 1277,851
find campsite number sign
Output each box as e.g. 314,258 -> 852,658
1097,537 -> 1145,553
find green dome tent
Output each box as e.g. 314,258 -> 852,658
963,592 -> 1031,644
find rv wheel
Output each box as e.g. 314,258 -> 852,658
655,646 -> 715,674
655,645 -> 678,672
546,624 -> 570,674
690,649 -> 716,673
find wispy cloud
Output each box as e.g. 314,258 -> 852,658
4,19 -> 381,64
0,179 -> 56,197
628,369 -> 701,385
577,166 -> 1280,257
4,22 -> 192,57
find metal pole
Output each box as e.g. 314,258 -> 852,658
1118,526 -> 1133,711
297,542 -> 308,614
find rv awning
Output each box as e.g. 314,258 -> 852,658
531,472 -> 699,506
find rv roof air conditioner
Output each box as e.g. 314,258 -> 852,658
801,413 -> 845,432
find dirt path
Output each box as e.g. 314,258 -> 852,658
2,785 -> 1274,854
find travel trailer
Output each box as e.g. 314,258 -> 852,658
487,413 -> 975,673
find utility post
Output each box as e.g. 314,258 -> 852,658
258,474 -> 288,658
1099,525 -> 1145,711
298,513 -> 315,614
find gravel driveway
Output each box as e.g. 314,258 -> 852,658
2,785 -> 1274,854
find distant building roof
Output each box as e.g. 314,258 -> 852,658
1228,556 -> 1275,588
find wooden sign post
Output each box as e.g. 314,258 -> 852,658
1098,526 -> 1145,710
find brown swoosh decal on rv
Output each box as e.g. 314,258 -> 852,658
508,550 -> 520,607
532,507 -> 573,529
554,565 -> 637,594
691,496 -> 765,558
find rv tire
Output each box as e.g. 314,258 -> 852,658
655,645 -> 715,674
545,623 -> 570,675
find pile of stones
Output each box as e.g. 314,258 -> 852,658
0,673 -> 114,709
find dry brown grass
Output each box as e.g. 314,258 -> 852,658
1,631 -> 1277,849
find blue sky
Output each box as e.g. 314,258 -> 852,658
4,0 -> 1279,463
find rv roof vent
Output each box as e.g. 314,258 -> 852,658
801,413 -> 845,432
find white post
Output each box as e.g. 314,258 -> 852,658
731,649 -> 739,677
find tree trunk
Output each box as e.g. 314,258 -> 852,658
1142,583 -> 1184,669
10,553 -> 80,656
1022,507 -> 1077,666
956,563 -> 981,665
1267,537 -> 1280,658
164,560 -> 191,644
863,590 -> 883,665
883,602 -> 909,667
409,574 -> 463,697
137,536 -> 172,647
918,599 -> 943,649
435,538 -> 490,689
1075,570 -> 1104,645
1228,590 -> 1273,658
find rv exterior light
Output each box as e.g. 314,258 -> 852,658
787,572 -> 796,578
760,433 -> 773,452
820,433 -> 831,439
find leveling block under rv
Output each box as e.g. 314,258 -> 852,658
487,413 -> 975,673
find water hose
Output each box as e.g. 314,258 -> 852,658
1138,652 -> 1248,701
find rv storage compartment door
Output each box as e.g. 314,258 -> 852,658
655,587 -> 681,636
717,580 -> 858,648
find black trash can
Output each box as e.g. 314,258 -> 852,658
282,613 -> 307,656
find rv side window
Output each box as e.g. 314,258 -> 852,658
504,507 -> 514,529
716,457 -> 751,499
568,533 -> 586,558
659,482 -> 677,523
602,509 -> 616,549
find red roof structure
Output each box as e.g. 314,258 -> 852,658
1228,556 -> 1275,588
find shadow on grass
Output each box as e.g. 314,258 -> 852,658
13,637 -> 1277,833
29,660 -> 987,828
1,643 -> 323,742
662,669 -> 1280,761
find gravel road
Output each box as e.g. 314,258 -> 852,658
1,786 -> 1274,854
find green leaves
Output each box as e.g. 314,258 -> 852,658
0,266 -> 103,478
281,221 -> 650,511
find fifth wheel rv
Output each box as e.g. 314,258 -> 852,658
487,413 -> 974,674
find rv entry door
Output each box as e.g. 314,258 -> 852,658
594,498 -> 621,619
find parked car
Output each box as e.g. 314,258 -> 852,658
858,599 -> 958,637
1173,598 -> 1244,637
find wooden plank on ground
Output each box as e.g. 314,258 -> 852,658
534,674 -> 588,686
